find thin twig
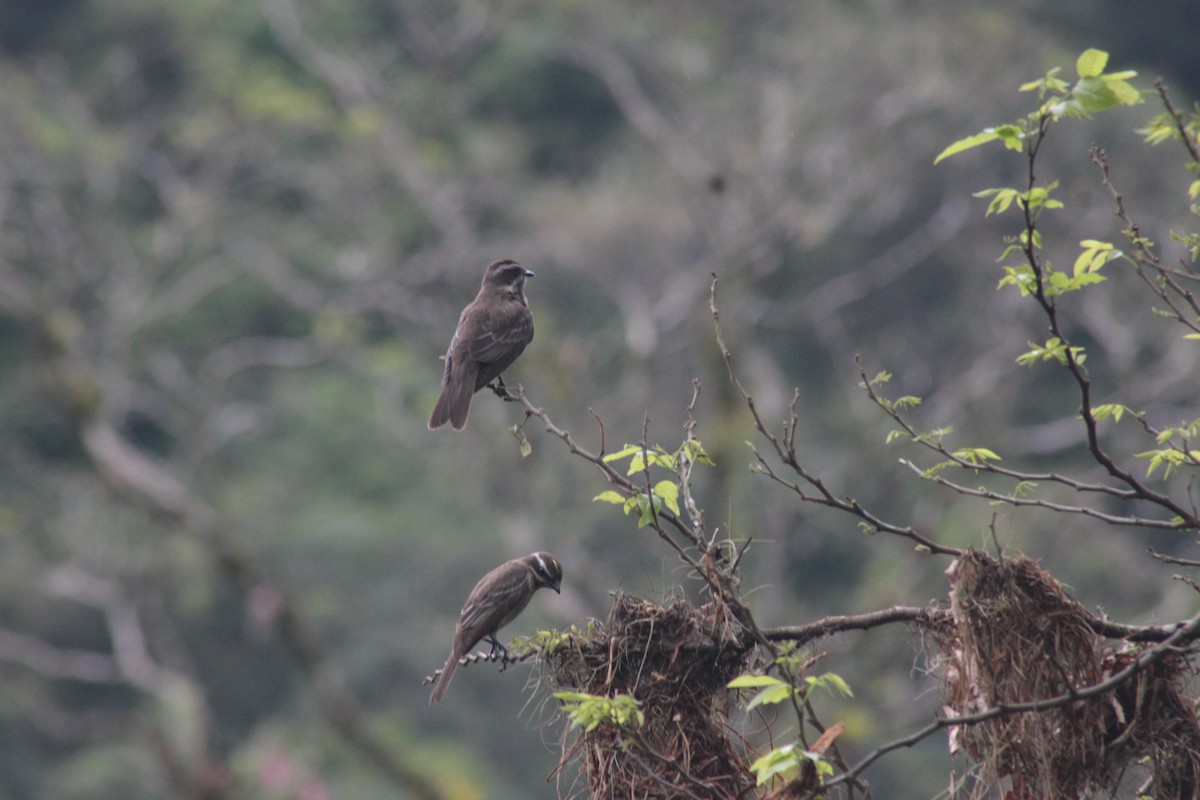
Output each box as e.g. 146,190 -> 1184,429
1148,547 -> 1200,568
709,276 -> 960,557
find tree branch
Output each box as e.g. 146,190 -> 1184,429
709,275 -> 960,557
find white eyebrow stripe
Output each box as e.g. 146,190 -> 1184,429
534,553 -> 547,576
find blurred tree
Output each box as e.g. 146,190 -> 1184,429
0,0 -> 1197,798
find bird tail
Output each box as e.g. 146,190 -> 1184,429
428,365 -> 476,431
428,651 -> 460,705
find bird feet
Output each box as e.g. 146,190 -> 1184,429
487,376 -> 519,401
485,636 -> 511,671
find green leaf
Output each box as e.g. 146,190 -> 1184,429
998,265 -> 1036,295
1090,404 -> 1130,423
1070,69 -> 1141,115
1073,240 -> 1115,277
747,745 -> 832,786
806,672 -> 854,698
746,683 -> 795,711
935,129 -> 1000,164
974,187 -> 1020,216
593,491 -> 626,505
556,692 -> 644,733
954,447 -> 1001,466
729,674 -> 786,689
652,481 -> 680,516
683,439 -> 716,466
1012,480 -> 1039,497
1103,74 -> 1141,106
602,444 -> 642,463
921,460 -> 956,478
748,744 -> 801,786
1076,48 -> 1109,78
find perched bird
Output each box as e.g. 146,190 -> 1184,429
429,551 -> 562,705
428,259 -> 535,430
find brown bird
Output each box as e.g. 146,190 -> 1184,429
428,259 -> 535,430
428,551 -> 562,705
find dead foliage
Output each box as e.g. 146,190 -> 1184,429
933,549 -> 1200,799
545,593 -> 756,799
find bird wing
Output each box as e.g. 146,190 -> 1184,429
456,563 -> 535,650
467,305 -> 533,367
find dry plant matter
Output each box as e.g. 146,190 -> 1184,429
934,550 -> 1200,799
546,593 -> 755,800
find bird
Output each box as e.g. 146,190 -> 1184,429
428,551 -> 562,705
428,259 -> 535,430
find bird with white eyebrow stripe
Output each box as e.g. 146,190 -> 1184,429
429,552 -> 563,704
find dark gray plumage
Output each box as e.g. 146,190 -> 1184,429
428,259 -> 534,430
429,552 -> 562,704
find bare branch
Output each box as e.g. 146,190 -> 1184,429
1091,145 -> 1200,326
763,606 -> 943,646
900,458 -> 1195,530
1155,79 -> 1200,164
709,275 -> 960,557
1148,547 -> 1200,568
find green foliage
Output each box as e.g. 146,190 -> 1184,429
748,743 -> 834,787
603,441 -> 713,474
555,692 -> 644,734
511,627 -> 575,656
1141,97 -> 1200,236
1073,239 -> 1120,276
953,447 -> 1001,467
594,440 -> 712,526
1016,337 -> 1087,367
935,48 -> 1142,164
1135,418 -> 1200,478
728,670 -> 853,711
1090,404 -> 1133,423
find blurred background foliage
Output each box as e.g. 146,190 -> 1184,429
0,0 -> 1197,797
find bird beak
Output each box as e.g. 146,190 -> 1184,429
551,581 -> 561,594
524,269 -> 535,278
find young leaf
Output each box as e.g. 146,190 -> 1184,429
729,673 -> 795,710
805,672 -> 854,698
1076,48 -> 1108,78
602,444 -> 643,463
728,674 -> 787,689
748,744 -> 801,786
652,481 -> 680,515
745,683 -> 795,711
934,129 -> 1000,164
555,692 -> 644,733
1090,404 -> 1130,423
635,494 -> 655,527
593,491 -> 626,505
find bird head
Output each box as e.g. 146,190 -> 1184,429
528,551 -> 562,593
482,259 -> 535,296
